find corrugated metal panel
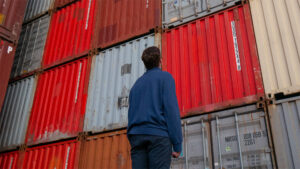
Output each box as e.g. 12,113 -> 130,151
0,76 -> 37,151
23,0 -> 54,22
249,0 -> 300,98
0,0 -> 28,42
171,120 -> 212,169
162,4 -> 264,117
78,130 -> 131,169
11,15 -> 50,78
211,111 -> 273,169
268,96 -> 300,169
54,0 -> 77,8
0,151 -> 19,169
92,0 -> 161,49
162,0 -> 240,28
0,39 -> 16,112
26,58 -> 89,145
21,140 -> 79,169
85,34 -> 156,133
42,0 -> 95,68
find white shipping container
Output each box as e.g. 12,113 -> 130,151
11,15 -> 50,78
24,0 -> 54,22
268,96 -> 300,169
85,34 -> 160,133
0,76 -> 37,151
171,105 -> 274,169
249,0 -> 300,98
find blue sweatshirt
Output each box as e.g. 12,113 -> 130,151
127,67 -> 183,152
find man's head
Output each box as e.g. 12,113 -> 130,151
141,46 -> 161,70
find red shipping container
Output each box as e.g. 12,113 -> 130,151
0,39 -> 15,111
0,0 -> 27,42
43,0 -> 95,68
26,58 -> 89,145
92,0 -> 161,49
162,4 -> 264,117
21,140 -> 79,169
0,151 -> 19,169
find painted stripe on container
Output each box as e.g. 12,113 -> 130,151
0,151 -> 19,169
11,15 -> 50,78
162,4 -> 264,117
21,140 -> 78,169
85,34 -> 155,133
42,0 -> 95,67
78,130 -> 131,169
268,96 -> 300,169
23,0 -> 54,22
26,58 -> 88,145
249,0 -> 300,97
0,76 -> 36,151
92,0 -> 161,49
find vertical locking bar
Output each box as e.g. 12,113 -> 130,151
201,120 -> 207,169
235,113 -> 244,169
193,0 -> 198,15
184,122 -> 189,169
206,0 -> 210,11
179,0 -> 183,21
216,116 -> 222,169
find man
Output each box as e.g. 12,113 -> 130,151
127,46 -> 183,169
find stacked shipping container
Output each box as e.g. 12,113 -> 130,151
0,0 -> 299,168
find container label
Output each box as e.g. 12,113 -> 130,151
7,46 -> 13,54
75,63 -> 82,103
121,64 -> 132,75
9,157 -> 13,169
0,13 -> 5,25
64,146 -> 71,169
231,21 -> 241,71
118,96 -> 129,108
85,0 -> 92,30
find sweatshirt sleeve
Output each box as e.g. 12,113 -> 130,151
163,74 -> 183,152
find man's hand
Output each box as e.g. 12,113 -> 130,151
172,152 -> 180,158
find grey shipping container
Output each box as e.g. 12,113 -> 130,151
23,0 -> 54,22
268,96 -> 300,169
11,15 -> 50,78
85,34 -> 161,133
162,0 -> 240,28
171,105 -> 274,169
0,76 -> 37,151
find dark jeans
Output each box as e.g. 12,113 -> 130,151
128,134 -> 172,169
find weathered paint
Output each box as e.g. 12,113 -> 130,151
0,151 -> 19,169
85,34 -> 156,133
42,0 -> 95,68
162,0 -> 240,28
23,0 -> 54,22
92,0 -> 161,49
11,15 -> 50,78
0,76 -> 37,151
0,39 -> 16,112
78,130 -> 131,169
0,0 -> 28,42
268,96 -> 300,169
26,58 -> 89,145
162,4 -> 264,117
54,0 -> 77,8
21,140 -> 79,169
249,0 -> 300,97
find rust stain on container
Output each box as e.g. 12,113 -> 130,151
78,130 -> 131,169
162,4 -> 264,117
25,58 -> 90,145
92,0 -> 161,49
0,39 -> 16,111
0,0 -> 28,42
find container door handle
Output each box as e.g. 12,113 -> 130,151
216,116 -> 222,169
184,122 -> 189,169
201,120 -> 207,169
206,0 -> 211,12
193,0 -> 198,16
235,113 -> 244,169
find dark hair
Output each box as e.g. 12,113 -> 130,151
141,46 -> 161,70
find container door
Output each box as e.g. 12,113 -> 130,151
171,121 -> 212,169
211,112 -> 273,169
